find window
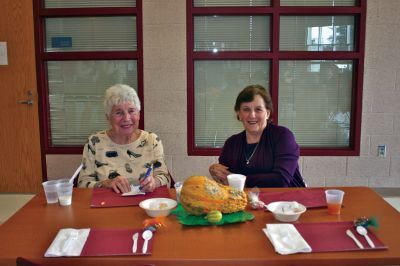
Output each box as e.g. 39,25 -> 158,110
187,0 -> 365,156
33,0 -> 142,153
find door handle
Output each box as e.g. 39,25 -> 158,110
17,100 -> 33,105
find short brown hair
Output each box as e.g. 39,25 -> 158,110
234,84 -> 273,121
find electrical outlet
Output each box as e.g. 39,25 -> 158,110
378,145 -> 386,158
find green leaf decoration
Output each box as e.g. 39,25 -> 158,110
171,204 -> 255,226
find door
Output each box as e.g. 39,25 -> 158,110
0,0 -> 43,192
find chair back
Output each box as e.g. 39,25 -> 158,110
168,171 -> 175,188
16,257 -> 41,266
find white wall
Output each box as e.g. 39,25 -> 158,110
47,0 -> 400,188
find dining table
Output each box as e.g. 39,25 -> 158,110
0,186 -> 399,266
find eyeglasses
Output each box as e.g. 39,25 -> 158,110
111,108 -> 139,118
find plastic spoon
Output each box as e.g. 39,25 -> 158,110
142,230 -> 153,253
356,226 -> 375,248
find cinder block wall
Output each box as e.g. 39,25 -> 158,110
303,0 -> 400,187
47,0 -> 400,188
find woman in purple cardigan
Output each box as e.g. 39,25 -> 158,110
209,85 -> 306,188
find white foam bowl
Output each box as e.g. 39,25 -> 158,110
139,198 -> 177,217
266,201 -> 306,222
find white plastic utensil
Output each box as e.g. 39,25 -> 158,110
132,232 -> 139,253
346,229 -> 364,249
62,231 -> 79,252
356,226 -> 375,248
142,230 -> 153,253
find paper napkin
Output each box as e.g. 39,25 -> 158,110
45,228 -> 90,257
121,185 -> 146,196
263,224 -> 312,255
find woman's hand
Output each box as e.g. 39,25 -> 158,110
209,163 -> 231,185
140,175 -> 160,192
101,176 -> 131,193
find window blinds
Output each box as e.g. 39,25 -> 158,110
45,16 -> 137,52
47,60 -> 138,145
194,0 -> 270,7
280,0 -> 355,6
194,16 -> 270,52
278,60 -> 352,147
44,0 -> 136,8
280,16 -> 354,51
194,60 -> 269,148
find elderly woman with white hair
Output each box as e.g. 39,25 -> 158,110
78,84 -> 171,193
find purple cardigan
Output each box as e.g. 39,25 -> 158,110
219,123 -> 306,188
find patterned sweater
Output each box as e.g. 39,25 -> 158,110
78,130 -> 171,188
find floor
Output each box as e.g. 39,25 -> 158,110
383,197 -> 400,212
0,194 -> 35,224
0,193 -> 399,225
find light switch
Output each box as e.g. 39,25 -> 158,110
378,145 -> 386,158
0,42 -> 8,65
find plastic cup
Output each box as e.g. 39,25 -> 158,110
227,174 -> 246,191
57,182 -> 74,206
57,178 -> 70,184
42,180 -> 59,204
174,181 -> 183,202
325,189 -> 345,215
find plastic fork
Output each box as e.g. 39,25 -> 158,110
132,232 -> 139,253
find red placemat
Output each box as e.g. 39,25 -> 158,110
90,186 -> 171,207
294,221 -> 387,252
80,228 -> 153,256
259,188 -> 326,208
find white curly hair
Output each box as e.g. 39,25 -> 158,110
103,84 -> 141,116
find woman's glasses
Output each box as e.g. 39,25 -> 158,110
111,108 -> 139,118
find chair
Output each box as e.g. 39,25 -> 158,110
16,257 -> 41,266
168,171 -> 175,188
16,257 -> 155,266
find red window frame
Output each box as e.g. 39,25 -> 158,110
187,0 -> 366,156
33,0 -> 143,154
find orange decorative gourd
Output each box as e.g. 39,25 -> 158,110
179,176 -> 247,215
